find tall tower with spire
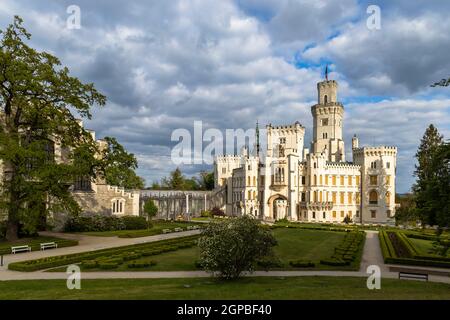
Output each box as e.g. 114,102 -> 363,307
311,67 -> 345,162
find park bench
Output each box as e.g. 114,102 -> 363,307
398,271 -> 428,282
174,227 -> 183,232
162,229 -> 171,234
40,242 -> 58,251
11,245 -> 32,254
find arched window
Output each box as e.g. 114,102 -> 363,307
111,198 -> 126,214
253,176 -> 256,186
385,192 -> 391,204
369,190 -> 378,205
314,174 -> 317,185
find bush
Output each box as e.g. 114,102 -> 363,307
210,207 -> 225,217
200,210 -> 212,218
257,257 -> 284,270
98,262 -> 119,269
320,258 -> 349,266
198,216 -> 277,279
127,261 -> 156,268
82,260 -> 97,268
121,216 -> 148,230
289,260 -> 315,268
63,215 -> 150,232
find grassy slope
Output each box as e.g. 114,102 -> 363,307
1,277 -> 449,300
408,237 -> 450,257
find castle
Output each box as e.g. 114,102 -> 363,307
214,78 -> 397,224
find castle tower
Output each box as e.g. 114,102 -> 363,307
311,73 -> 345,162
352,134 -> 359,149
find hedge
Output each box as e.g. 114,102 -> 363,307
320,230 -> 365,269
289,260 -> 315,268
8,235 -> 199,272
127,261 -> 156,268
379,230 -> 450,269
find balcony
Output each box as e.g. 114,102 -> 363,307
300,201 -> 334,211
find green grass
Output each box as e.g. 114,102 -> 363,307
408,238 -> 450,257
79,221 -> 202,238
272,228 -> 344,263
0,236 -> 78,255
0,277 -> 449,300
48,228 -> 360,272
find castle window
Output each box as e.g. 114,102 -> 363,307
314,175 -> 317,185
356,176 -> 360,185
312,212 -> 316,219
253,176 -> 256,186
348,192 -> 353,204
222,168 -> 226,174
370,175 -> 377,186
325,175 -> 329,185
356,192 -> 360,205
301,192 -> 306,202
371,210 -> 377,218
348,176 -> 352,186
322,118 -> 329,126
279,137 -> 286,144
387,210 -> 392,218
323,133 -> 328,139
386,162 -> 391,169
340,192 -> 345,204
386,175 -> 391,186
332,175 -> 336,186
74,176 -> 91,191
332,211 -> 336,218
370,161 -> 377,169
324,95 -> 328,104
340,211 -> 345,218
356,210 -> 360,217
111,198 -> 125,214
323,212 -> 326,219
332,192 -> 337,204
248,165 -> 251,170
314,162 -> 317,168
301,176 -> 306,185
340,175 -> 344,186
369,190 -> 378,205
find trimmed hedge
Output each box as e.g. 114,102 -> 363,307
379,230 -> 450,269
127,261 -> 156,268
322,231 -> 365,269
8,235 -> 199,272
63,215 -> 148,232
289,260 -> 315,268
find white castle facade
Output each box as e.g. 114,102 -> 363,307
214,79 -> 397,224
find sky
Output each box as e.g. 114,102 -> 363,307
1,0 -> 449,193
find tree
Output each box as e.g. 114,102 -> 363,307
0,17 -> 106,240
198,216 -> 277,279
102,136 -> 144,190
143,199 -> 158,221
161,167 -> 185,190
195,171 -> 214,190
394,193 -> 419,226
413,124 -> 444,225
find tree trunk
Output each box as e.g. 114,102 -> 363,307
5,219 -> 19,241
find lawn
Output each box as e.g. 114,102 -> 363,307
0,276 -> 449,300
47,227 -> 360,272
79,221 -> 202,238
408,237 -> 450,257
0,236 -> 78,255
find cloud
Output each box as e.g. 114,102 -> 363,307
1,0 -> 449,193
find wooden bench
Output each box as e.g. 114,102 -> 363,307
174,227 -> 183,232
40,242 -> 58,251
162,229 -> 171,234
11,245 -> 31,254
398,271 -> 428,282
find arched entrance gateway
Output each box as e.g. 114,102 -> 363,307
267,194 -> 288,220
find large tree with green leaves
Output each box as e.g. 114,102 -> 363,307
0,17 -> 106,240
413,124 -> 446,226
102,136 -> 144,190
